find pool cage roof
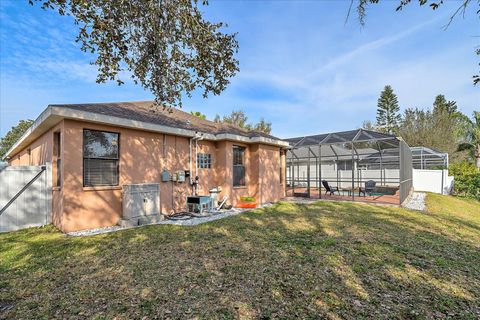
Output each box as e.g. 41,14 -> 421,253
284,129 -> 402,162
285,129 -> 398,148
411,146 -> 448,169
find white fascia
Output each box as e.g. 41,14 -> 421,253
3,106 -> 289,160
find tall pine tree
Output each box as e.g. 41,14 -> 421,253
376,85 -> 401,134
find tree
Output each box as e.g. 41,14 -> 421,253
29,0 -> 239,109
376,85 -> 401,134
361,120 -> 377,131
397,107 -> 434,148
190,111 -> 206,120
253,118 -> 272,134
214,110 -> 273,134
458,111 -> 480,169
395,95 -> 470,163
433,94 -> 458,115
217,110 -> 252,130
350,0 -> 479,85
0,120 -> 34,158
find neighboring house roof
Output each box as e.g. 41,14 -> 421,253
3,101 -> 288,160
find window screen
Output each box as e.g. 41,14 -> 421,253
83,129 -> 119,187
197,153 -> 212,169
233,146 -> 245,187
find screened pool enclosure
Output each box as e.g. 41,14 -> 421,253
411,146 -> 448,169
285,129 -> 413,205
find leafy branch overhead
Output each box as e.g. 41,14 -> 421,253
29,0 -> 239,109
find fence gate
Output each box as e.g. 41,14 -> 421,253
0,164 -> 52,232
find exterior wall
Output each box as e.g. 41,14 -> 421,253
214,142 -> 284,206
194,140 -> 219,196
8,125 -> 56,166
9,119 -> 285,232
258,144 -> 284,203
60,120 -> 194,232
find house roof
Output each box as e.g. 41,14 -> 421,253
3,101 -> 288,160
52,101 -> 278,139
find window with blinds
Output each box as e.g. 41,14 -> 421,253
233,145 -> 246,187
53,132 -> 61,187
83,129 -> 119,187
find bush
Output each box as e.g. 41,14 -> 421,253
449,162 -> 480,200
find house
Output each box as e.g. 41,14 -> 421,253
3,101 -> 288,232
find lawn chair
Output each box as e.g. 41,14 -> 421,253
359,180 -> 376,197
322,180 -> 339,195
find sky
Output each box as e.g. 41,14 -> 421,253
0,0 -> 478,138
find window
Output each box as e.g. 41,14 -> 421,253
53,132 -> 61,187
83,129 -> 119,187
197,153 -> 212,169
233,146 -> 245,187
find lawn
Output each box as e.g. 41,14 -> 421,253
1,194 -> 479,319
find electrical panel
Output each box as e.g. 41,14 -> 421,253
122,183 -> 160,219
161,170 -> 170,182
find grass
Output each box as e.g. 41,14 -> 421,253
1,194 -> 479,319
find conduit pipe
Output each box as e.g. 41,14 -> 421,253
189,132 -> 204,185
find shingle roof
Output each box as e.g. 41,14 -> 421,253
51,101 -> 279,140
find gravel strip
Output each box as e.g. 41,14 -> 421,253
157,208 -> 248,226
67,225 -> 124,237
403,192 -> 426,211
67,203 -> 273,236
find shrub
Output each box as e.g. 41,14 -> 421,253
449,162 -> 480,200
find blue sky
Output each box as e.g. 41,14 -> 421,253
0,0 -> 478,138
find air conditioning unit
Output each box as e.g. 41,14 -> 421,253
186,196 -> 212,214
120,183 -> 161,227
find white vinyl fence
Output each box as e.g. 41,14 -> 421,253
0,164 -> 52,232
287,166 -> 452,195
412,169 -> 453,195
287,166 -> 400,188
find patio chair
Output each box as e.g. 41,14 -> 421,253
359,180 -> 376,197
322,180 -> 339,195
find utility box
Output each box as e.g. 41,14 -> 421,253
161,170 -> 170,182
177,170 -> 186,182
121,183 -> 161,227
